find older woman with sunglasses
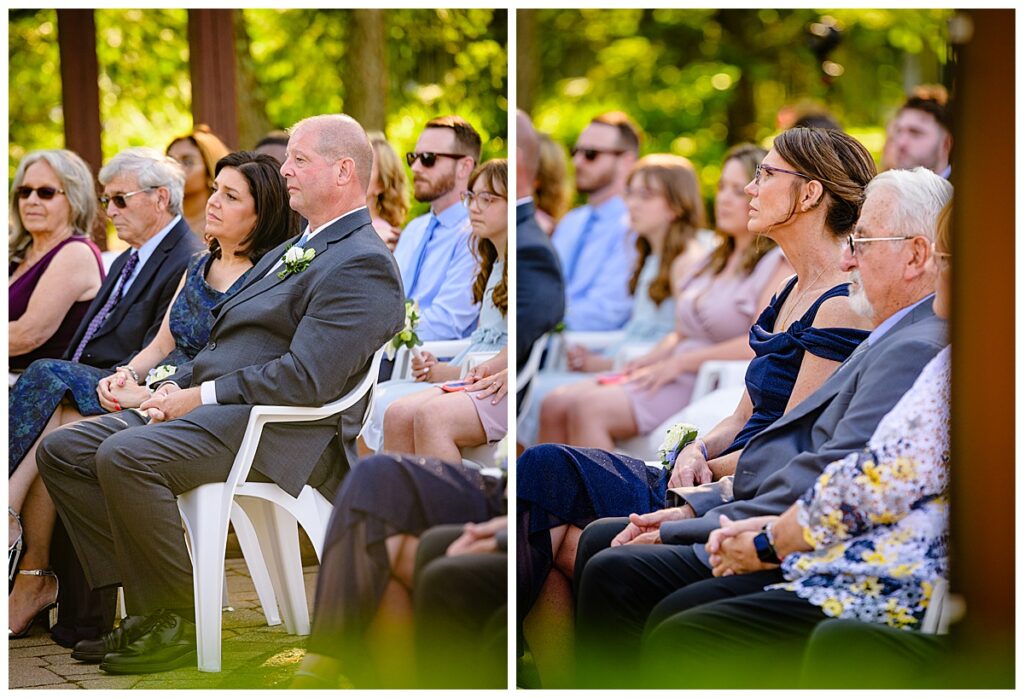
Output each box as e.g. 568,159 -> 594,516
9,150 -> 104,374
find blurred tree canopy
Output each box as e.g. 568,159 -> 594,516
519,8 -> 952,201
9,8 -> 508,224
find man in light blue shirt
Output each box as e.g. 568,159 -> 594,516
552,111 -> 639,331
392,115 -> 481,341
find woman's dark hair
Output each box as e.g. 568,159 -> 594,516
467,159 -> 508,317
707,143 -> 778,276
210,151 -> 298,263
772,127 -> 877,239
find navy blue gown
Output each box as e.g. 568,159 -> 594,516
9,252 -> 249,475
516,279 -> 870,617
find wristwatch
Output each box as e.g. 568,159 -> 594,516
752,522 -> 781,565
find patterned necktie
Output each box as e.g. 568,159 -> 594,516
71,251 -> 140,362
564,208 -> 598,285
407,215 -> 439,297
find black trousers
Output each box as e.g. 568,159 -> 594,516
573,517 -> 785,688
413,524 -> 507,688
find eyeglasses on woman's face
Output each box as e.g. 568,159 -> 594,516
461,190 -> 506,210
16,186 -> 65,201
752,163 -> 812,186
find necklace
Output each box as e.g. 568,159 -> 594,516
776,266 -> 828,331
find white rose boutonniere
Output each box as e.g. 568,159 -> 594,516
277,245 -> 316,279
657,422 -> 699,468
145,364 -> 177,388
385,298 -> 424,360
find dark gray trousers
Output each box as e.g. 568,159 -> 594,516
37,410 -> 254,615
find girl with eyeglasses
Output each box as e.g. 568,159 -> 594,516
9,150 -> 105,373
362,159 -> 509,459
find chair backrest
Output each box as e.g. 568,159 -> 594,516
517,331 -> 550,393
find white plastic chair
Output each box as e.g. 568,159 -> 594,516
515,332 -> 552,431
615,360 -> 750,460
176,345 -> 387,672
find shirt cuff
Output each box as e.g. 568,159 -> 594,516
200,380 -> 218,405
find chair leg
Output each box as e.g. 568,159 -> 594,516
177,484 -> 232,673
230,503 -> 282,626
236,497 -> 310,636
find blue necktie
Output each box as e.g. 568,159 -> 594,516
564,208 -> 598,285
294,230 -> 311,249
407,215 -> 439,297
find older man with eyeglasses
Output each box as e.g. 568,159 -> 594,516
392,115 -> 482,343
550,111 -> 640,332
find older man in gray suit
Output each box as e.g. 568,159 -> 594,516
571,167 -> 952,686
37,114 -> 405,674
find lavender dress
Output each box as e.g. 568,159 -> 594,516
624,247 -> 786,434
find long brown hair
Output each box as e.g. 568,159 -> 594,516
627,154 -> 704,305
707,143 -> 778,276
368,132 -> 410,227
468,159 -> 508,316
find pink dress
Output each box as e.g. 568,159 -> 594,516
624,246 -> 786,433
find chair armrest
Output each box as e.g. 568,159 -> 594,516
393,339 -> 473,380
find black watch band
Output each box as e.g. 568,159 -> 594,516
753,524 -> 781,565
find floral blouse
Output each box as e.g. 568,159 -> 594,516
768,346 -> 951,630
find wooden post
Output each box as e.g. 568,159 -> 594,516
347,10 -> 387,132
187,9 -> 238,148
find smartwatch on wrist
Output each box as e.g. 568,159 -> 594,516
753,522 -> 782,565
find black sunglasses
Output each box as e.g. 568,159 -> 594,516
571,147 -> 626,161
99,186 -> 157,209
16,186 -> 65,201
406,151 -> 466,168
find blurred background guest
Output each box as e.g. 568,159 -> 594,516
253,129 -> 290,165
535,132 -> 571,235
367,131 -> 410,250
9,150 -> 104,374
165,124 -> 231,237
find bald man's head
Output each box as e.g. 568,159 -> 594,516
517,110 -> 540,195
290,114 -> 373,192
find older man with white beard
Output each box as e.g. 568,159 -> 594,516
570,166 -> 953,687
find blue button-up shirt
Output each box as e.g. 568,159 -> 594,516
393,201 -> 478,340
552,196 -> 635,331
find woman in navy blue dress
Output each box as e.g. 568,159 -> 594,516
517,129 -> 878,687
9,152 -> 295,640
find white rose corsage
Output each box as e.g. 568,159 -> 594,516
385,298 -> 424,360
277,245 -> 316,279
657,422 -> 699,468
145,364 -> 177,388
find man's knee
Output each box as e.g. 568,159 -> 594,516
36,423 -> 83,477
575,517 -> 629,574
93,428 -> 146,482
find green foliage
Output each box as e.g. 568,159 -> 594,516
10,8 -> 508,222
524,9 -> 952,203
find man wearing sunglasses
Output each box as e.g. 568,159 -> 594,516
392,115 -> 482,342
64,148 -> 202,368
552,111 -> 639,331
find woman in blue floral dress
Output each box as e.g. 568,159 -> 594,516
9,152 -> 295,639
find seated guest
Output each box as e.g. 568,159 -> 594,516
519,150 -> 713,447
8,152 -> 295,639
362,159 -> 508,455
518,130 -> 875,687
253,130 -> 289,165
9,149 -> 104,372
552,111 -> 640,331
534,132 -> 571,235
883,85 -> 953,178
639,196 -> 955,689
367,131 -> 410,250
570,166 -> 952,688
392,115 -> 482,341
291,452 -> 505,688
537,143 -> 795,450
515,111 -> 564,373
166,125 -> 232,237
37,114 -> 404,674
414,518 -> 508,688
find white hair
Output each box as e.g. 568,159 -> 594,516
98,147 -> 185,215
864,167 -> 953,242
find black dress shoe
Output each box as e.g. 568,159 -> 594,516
72,615 -> 148,663
99,609 -> 196,675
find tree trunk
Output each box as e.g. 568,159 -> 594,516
347,9 -> 387,132
517,9 -> 539,113
234,10 -> 272,148
718,9 -> 758,145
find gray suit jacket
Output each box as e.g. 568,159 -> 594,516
661,299 -> 948,556
166,208 -> 405,498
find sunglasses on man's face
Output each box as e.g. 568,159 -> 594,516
16,186 -> 65,201
406,151 -> 465,168
99,187 -> 157,210
571,147 -> 626,162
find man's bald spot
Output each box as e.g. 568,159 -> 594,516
517,110 -> 540,181
291,114 -> 373,192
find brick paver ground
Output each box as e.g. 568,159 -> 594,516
9,559 -> 316,690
